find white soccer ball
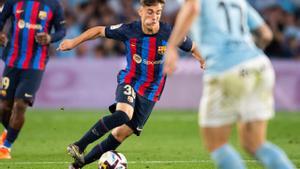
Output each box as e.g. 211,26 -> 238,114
98,151 -> 127,169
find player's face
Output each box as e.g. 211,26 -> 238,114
139,3 -> 163,32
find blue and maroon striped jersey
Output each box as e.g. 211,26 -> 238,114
105,21 -> 193,102
0,0 -> 66,70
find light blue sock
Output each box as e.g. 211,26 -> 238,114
211,144 -> 246,169
255,142 -> 296,169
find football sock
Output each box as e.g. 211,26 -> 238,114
211,144 -> 246,169
255,142 -> 295,169
75,111 -> 129,151
4,126 -> 20,148
83,134 -> 121,165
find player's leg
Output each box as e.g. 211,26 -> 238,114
69,94 -> 155,168
69,84 -> 136,155
3,99 -> 28,148
202,125 -> 246,169
238,121 -> 296,169
0,100 -> 14,145
0,69 -> 44,159
238,56 -> 295,169
72,125 -> 133,168
0,66 -> 18,131
200,72 -> 246,169
0,100 -> 14,129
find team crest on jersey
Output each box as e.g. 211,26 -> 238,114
133,54 -> 142,64
39,11 -> 47,20
158,46 -> 167,55
110,24 -> 123,30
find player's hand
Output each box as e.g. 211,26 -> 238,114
163,45 -> 179,76
199,58 -> 206,70
57,39 -> 76,51
0,32 -> 8,47
35,32 -> 51,45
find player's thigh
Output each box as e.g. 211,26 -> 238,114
14,69 -> 44,107
199,74 -> 239,128
115,84 -> 136,118
0,66 -> 19,101
238,120 -> 267,154
111,124 -> 134,142
201,125 -> 232,152
125,95 -> 155,136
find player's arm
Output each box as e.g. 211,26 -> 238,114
247,3 -> 273,49
58,26 -> 105,51
179,36 -> 205,69
0,0 -> 14,46
164,0 -> 200,75
36,1 -> 66,45
191,42 -> 205,69
252,24 -> 273,50
58,23 -> 127,51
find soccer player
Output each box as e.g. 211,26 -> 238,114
164,0 -> 296,169
0,0 -> 66,159
58,0 -> 205,168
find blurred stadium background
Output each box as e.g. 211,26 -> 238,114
0,0 -> 299,169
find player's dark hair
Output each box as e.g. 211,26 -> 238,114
140,0 -> 165,6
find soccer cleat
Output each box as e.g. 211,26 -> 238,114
68,163 -> 81,169
0,146 -> 11,159
67,144 -> 85,164
0,130 -> 7,146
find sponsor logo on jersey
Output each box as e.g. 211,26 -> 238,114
18,19 -> 42,30
133,54 -> 142,64
38,11 -> 47,20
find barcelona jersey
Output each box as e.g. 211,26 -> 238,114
105,21 -> 193,102
0,0 -> 66,70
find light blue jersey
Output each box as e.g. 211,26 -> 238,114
191,0 -> 266,75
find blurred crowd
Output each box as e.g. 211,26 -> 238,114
249,0 -> 300,59
52,0 -> 180,58
49,0 -> 299,60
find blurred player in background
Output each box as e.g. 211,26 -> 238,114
164,0 -> 296,169
58,0 -> 205,168
0,0 -> 66,159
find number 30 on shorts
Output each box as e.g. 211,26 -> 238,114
1,77 -> 10,90
123,85 -> 136,99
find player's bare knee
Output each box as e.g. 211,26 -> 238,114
13,100 -> 28,114
112,126 -> 133,142
116,103 -> 134,120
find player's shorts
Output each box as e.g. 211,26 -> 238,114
199,56 -> 275,127
109,83 -> 156,136
0,66 -> 44,106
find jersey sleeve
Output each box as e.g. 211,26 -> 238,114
50,0 -> 66,43
179,36 -> 193,52
0,0 -> 14,31
247,3 -> 265,31
105,24 -> 128,41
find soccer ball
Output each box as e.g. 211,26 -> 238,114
98,151 -> 127,169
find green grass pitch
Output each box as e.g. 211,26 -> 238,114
0,109 -> 299,169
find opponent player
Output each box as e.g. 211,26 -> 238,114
164,0 -> 296,169
58,0 -> 205,168
0,0 -> 66,159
